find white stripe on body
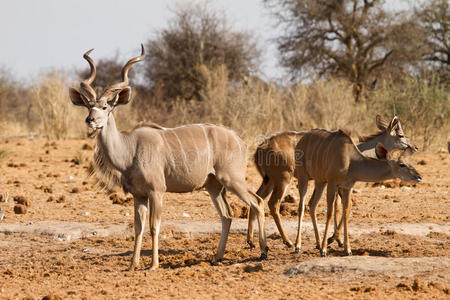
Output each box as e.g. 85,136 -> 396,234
200,124 -> 211,177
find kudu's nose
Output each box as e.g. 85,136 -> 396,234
85,116 -> 94,124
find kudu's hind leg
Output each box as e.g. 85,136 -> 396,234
328,190 -> 344,248
148,191 -> 163,270
247,177 -> 273,248
268,174 -> 293,248
340,188 -> 353,256
206,175 -> 232,263
307,181 -> 327,251
129,196 -> 148,271
219,175 -> 268,259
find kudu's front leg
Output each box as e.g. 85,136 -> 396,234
149,191 -> 163,270
320,184 -> 337,257
129,196 -> 149,271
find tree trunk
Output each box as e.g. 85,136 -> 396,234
353,82 -> 365,103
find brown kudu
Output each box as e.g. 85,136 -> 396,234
248,116 -> 417,250
294,129 -> 422,256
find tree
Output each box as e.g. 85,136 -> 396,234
264,0 -> 414,102
143,2 -> 260,101
415,0 -> 449,81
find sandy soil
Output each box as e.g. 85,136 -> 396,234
0,138 -> 449,299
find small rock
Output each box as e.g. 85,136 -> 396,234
79,211 -> 90,216
417,159 -> 426,165
243,263 -> 263,273
56,195 -> 66,203
401,186 -> 411,191
0,192 -> 8,203
42,294 -> 63,300
396,283 -> 411,291
71,187 -> 80,193
352,189 -> 361,194
14,204 -> 27,214
284,194 -> 297,203
380,185 -> 385,189
279,203 -> 291,216
182,212 -> 190,218
412,278 -> 422,291
69,175 -> 74,181
14,196 -> 31,207
124,212 -> 130,217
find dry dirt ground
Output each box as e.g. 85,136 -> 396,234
0,138 -> 449,299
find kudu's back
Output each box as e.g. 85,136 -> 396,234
135,123 -> 248,193
296,129 -> 356,183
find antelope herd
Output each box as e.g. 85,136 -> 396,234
69,46 -> 422,270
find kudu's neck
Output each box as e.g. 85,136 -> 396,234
357,132 -> 387,157
350,156 -> 394,182
98,113 -> 134,172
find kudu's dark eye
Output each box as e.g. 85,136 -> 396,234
102,106 -> 107,110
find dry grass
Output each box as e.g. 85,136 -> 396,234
0,66 -> 448,150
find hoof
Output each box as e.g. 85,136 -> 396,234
127,264 -> 136,271
346,250 -> 352,256
247,241 -> 256,249
259,252 -> 267,260
315,244 -> 321,250
320,251 -> 327,257
294,247 -> 301,254
149,265 -> 159,271
210,258 -> 222,266
283,241 -> 294,248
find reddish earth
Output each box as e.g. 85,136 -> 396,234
0,138 -> 449,299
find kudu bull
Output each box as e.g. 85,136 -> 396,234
69,45 -> 268,270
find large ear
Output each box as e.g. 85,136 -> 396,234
388,116 -> 399,135
375,115 -> 388,130
114,87 -> 132,106
375,143 -> 388,159
69,88 -> 87,107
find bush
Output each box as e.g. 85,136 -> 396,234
371,75 -> 450,150
32,71 -> 86,140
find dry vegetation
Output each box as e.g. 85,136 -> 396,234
0,68 -> 448,151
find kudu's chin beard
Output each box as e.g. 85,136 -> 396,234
87,127 -> 101,138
